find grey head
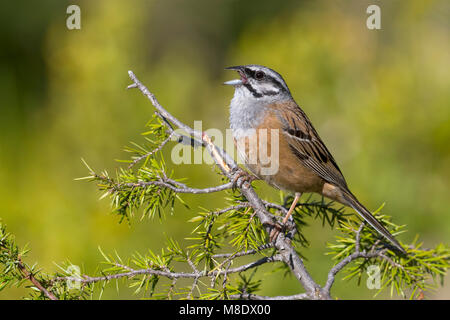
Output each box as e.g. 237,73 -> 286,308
225,65 -> 292,132
224,64 -> 292,103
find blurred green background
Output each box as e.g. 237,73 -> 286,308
0,0 -> 449,299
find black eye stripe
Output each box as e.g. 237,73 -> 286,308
244,67 -> 256,78
245,69 -> 287,92
262,90 -> 279,96
241,66 -> 290,97
241,66 -> 291,94
266,75 -> 287,92
245,68 -> 265,81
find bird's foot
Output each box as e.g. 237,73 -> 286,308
268,222 -> 284,243
269,192 -> 301,242
231,169 -> 257,190
267,218 -> 296,243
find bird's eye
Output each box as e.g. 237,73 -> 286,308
255,71 -> 265,80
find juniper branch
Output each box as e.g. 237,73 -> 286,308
128,131 -> 175,169
324,222 -> 405,294
229,292 -> 309,300
16,256 -> 58,300
120,181 -> 233,194
54,255 -> 282,284
0,230 -> 57,300
212,244 -> 274,259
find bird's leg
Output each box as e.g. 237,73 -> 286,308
269,192 -> 302,242
281,192 -> 302,225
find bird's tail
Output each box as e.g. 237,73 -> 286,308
341,190 -> 406,255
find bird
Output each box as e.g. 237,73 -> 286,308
224,64 -> 406,254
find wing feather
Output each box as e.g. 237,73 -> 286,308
272,101 -> 348,190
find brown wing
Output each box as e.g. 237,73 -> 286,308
269,101 -> 406,254
270,100 -> 349,190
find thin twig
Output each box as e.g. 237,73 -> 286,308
212,244 -> 274,259
187,257 -> 200,299
229,292 -> 309,300
120,180 -> 233,194
355,222 -> 365,253
55,255 -> 282,285
128,131 -> 174,169
16,256 -> 58,300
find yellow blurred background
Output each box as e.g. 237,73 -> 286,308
0,0 -> 449,299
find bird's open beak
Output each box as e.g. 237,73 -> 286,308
224,66 -> 247,86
